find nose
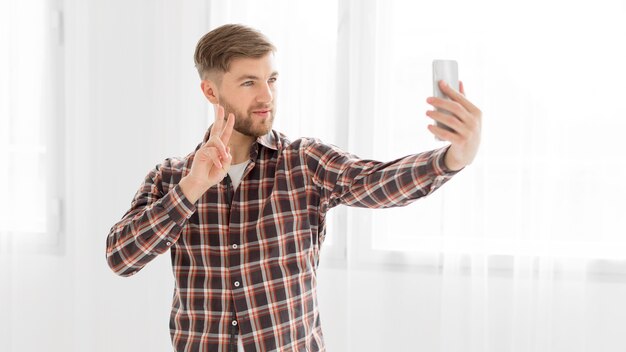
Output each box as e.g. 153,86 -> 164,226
256,82 -> 273,104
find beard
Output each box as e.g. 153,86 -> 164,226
218,95 -> 275,138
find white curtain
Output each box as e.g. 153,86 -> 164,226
347,0 -> 626,351
4,0 -> 626,351
211,0 -> 626,350
0,0 -> 59,237
1,0 -> 63,348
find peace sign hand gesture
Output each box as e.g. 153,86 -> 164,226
180,105 -> 235,203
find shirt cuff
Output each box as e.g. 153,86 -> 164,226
432,145 -> 463,176
161,184 -> 197,228
147,185 -> 197,253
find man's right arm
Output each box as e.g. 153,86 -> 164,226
106,105 -> 235,276
105,161 -> 197,277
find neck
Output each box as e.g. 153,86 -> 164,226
228,130 -> 256,164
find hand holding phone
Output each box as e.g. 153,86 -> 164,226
432,59 -> 459,137
427,60 -> 482,171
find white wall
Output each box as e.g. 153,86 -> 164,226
3,1 -> 626,351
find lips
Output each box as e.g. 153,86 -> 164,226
252,109 -> 271,118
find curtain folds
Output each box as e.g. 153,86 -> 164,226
206,0 -> 626,351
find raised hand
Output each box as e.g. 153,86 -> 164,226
426,80 -> 482,171
180,105 -> 235,202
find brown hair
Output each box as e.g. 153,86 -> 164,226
194,24 -> 276,81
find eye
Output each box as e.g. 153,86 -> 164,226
268,77 -> 277,83
242,81 -> 254,87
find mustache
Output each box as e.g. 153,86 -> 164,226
250,105 -> 273,111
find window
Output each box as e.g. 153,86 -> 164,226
0,0 -> 64,250
344,0 -> 626,264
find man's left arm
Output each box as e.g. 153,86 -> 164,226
303,81 -> 481,211
303,141 -> 459,211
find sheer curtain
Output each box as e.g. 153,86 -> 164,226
205,0 -> 626,350
348,0 -> 626,351
1,0 -> 63,348
0,0 -> 63,246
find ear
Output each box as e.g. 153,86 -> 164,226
200,80 -> 219,104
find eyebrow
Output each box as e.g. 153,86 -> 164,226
235,71 -> 279,82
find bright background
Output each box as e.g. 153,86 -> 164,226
2,0 -> 626,351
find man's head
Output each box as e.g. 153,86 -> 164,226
194,24 -> 278,138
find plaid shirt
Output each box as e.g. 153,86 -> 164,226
106,129 -> 458,351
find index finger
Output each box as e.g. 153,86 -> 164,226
220,113 -> 235,145
210,104 -> 225,136
439,80 -> 479,113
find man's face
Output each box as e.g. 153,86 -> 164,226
215,53 -> 278,138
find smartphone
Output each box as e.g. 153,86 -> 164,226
432,59 -> 459,138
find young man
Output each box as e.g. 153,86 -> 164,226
106,24 -> 481,352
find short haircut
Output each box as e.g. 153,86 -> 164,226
194,24 -> 277,82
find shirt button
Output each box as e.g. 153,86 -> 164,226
232,244 -> 238,249
234,281 -> 240,287
166,241 -> 172,246
232,320 -> 238,326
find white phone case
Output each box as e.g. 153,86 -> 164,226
432,59 -> 459,137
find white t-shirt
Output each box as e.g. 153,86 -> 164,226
227,160 -> 250,352
228,160 -> 250,191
